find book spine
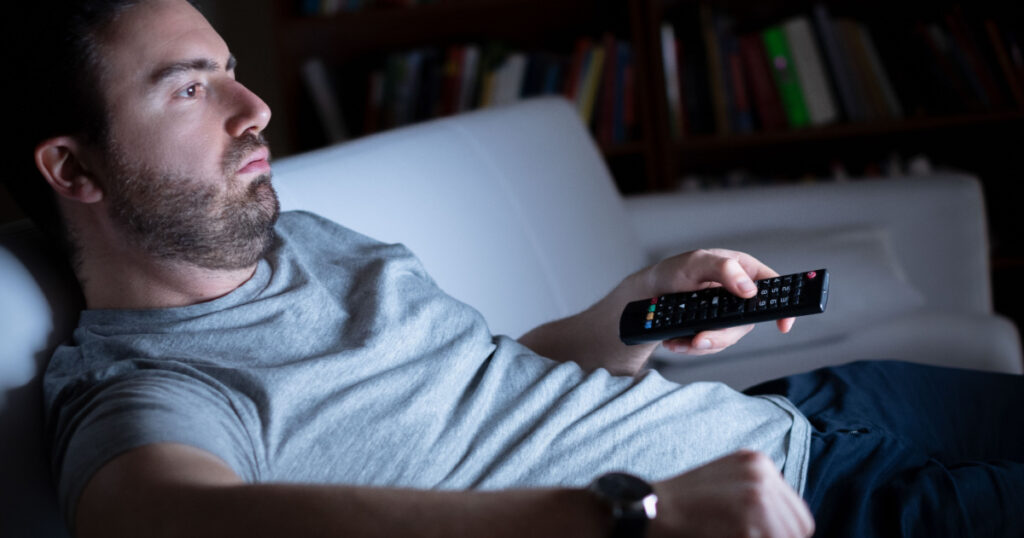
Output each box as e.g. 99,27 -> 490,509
701,4 -> 731,134
986,20 -> 1024,107
661,23 -> 686,139
724,33 -> 753,133
837,18 -> 887,119
856,23 -> 904,119
492,53 -> 527,107
762,25 -> 810,128
613,42 -> 630,143
598,33 -> 620,146
783,16 -> 838,125
738,33 -> 787,131
921,22 -> 983,112
458,45 -> 480,112
301,57 -> 349,143
812,4 -> 867,122
579,46 -> 606,126
564,38 -> 592,102
946,12 -> 1006,109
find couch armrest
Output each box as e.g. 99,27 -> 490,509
622,174 -> 992,314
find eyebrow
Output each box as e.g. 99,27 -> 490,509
149,54 -> 237,85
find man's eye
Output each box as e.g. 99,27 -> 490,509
176,84 -> 202,98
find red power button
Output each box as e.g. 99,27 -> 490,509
807,271 -> 817,279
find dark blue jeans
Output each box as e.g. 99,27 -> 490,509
745,360 -> 1024,538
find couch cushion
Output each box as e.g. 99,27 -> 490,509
649,226 -> 925,361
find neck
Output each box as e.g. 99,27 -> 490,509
80,250 -> 257,310
71,211 -> 258,310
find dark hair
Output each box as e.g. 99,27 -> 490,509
2,0 -> 145,245
2,0 -> 199,246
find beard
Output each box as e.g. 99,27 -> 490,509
101,133 -> 281,270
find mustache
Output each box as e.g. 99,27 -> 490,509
222,132 -> 270,175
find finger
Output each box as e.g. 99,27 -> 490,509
776,317 -> 795,334
773,479 -> 815,538
680,250 -> 760,299
664,324 -> 754,355
714,248 -> 781,283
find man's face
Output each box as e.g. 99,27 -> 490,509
91,0 -> 278,270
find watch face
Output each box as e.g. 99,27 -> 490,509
596,472 -> 654,502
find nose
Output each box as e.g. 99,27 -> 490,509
225,79 -> 272,138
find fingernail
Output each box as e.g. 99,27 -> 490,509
739,278 -> 757,294
696,339 -> 712,350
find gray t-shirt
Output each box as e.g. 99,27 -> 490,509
44,210 -> 811,523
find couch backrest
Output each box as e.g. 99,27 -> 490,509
273,96 -> 647,338
0,223 -> 79,538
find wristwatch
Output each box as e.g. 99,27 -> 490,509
588,471 -> 658,538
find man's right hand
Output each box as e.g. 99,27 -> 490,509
652,450 -> 815,538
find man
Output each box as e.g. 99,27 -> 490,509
5,1 -> 1022,537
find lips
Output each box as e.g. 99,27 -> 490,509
237,147 -> 271,174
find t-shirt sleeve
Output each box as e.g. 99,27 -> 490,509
47,364 -> 258,525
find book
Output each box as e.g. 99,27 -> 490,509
457,45 -> 481,112
762,25 -> 810,128
598,33 -> 620,146
865,16 -> 943,117
782,16 -> 838,125
414,48 -> 443,121
613,41 -> 634,143
811,4 -> 867,122
738,33 -> 787,131
701,3 -> 730,134
477,43 -> 511,108
718,16 -> 753,134
301,57 -> 349,143
855,23 -> 904,119
836,18 -> 889,120
564,38 -> 593,103
917,22 -> 983,112
578,45 -> 606,126
490,52 -> 527,107
985,19 -> 1024,107
439,46 -> 464,116
674,4 -> 713,135
363,69 -> 384,133
945,10 -> 1007,110
393,49 -> 424,125
661,22 -> 686,139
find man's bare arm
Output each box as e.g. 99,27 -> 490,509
75,444 -> 812,538
75,443 -> 606,538
518,249 -> 794,376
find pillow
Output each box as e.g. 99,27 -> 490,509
648,227 -> 925,362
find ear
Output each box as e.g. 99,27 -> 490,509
34,136 -> 104,204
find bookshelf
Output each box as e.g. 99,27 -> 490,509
649,0 -> 1024,181
272,0 -> 662,193
272,0 -> 1024,191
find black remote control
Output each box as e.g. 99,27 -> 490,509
619,269 -> 829,345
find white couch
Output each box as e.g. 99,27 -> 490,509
2,96 -> 1020,537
